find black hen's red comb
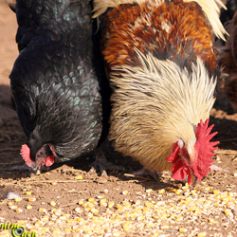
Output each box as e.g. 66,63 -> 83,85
20,144 -> 34,168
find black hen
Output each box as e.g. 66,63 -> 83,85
10,0 -> 102,170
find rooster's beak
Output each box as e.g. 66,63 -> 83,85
192,175 -> 198,187
189,171 -> 198,187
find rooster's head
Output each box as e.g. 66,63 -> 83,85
167,119 -> 219,185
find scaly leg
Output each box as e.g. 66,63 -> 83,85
89,147 -> 125,176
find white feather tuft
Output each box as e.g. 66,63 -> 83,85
111,50 -> 217,127
92,0 -> 163,18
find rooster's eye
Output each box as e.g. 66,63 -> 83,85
177,139 -> 184,148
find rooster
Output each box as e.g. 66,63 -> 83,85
93,0 -> 226,184
10,0 -> 102,171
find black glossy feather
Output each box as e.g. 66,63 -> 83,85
10,0 -> 102,163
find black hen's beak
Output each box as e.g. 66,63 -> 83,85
26,161 -> 40,173
31,164 -> 38,172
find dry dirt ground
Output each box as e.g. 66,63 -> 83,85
0,2 -> 237,237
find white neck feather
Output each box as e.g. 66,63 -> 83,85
93,0 -> 163,18
110,50 -> 216,142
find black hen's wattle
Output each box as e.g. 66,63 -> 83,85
10,0 -> 102,163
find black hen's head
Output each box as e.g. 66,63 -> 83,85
21,143 -> 55,171
20,131 -> 57,170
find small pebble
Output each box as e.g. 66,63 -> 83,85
75,207 -> 82,214
6,192 -> 21,200
9,205 -> 18,210
16,208 -> 23,213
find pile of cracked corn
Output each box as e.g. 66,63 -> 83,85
0,184 -> 236,237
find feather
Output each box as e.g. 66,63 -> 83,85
93,0 -> 164,18
111,52 -> 216,125
93,0 -> 227,40
184,0 -> 228,40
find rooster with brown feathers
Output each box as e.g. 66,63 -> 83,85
93,0 -> 226,184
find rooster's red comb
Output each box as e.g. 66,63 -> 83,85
167,119 -> 219,184
193,119 -> 219,181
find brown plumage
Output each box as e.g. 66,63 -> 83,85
103,1 -> 217,71
94,0 -> 226,184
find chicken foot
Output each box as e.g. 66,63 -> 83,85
89,148 -> 125,176
125,168 -> 161,182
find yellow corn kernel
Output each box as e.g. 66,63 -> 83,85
122,222 -> 131,232
14,197 -> 22,202
50,201 -> 57,207
27,197 -> 36,202
88,198 -> 96,203
212,189 -> 220,195
108,201 -> 115,208
224,209 -> 233,217
197,232 -> 207,237
26,205 -> 33,210
175,189 -> 182,195
75,175 -> 84,180
159,189 -> 165,194
179,227 -> 187,233
122,190 -> 129,195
